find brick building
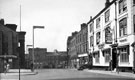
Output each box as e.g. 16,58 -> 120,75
0,19 -> 26,72
67,23 -> 88,68
28,48 -> 67,69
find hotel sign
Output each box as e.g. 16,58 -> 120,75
105,27 -> 112,44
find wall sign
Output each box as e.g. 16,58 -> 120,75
105,27 -> 112,44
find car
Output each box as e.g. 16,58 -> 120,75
77,64 -> 92,71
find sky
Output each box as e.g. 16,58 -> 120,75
0,0 -> 106,52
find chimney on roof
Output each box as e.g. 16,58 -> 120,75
90,16 -> 92,20
0,19 -> 4,25
81,23 -> 87,30
105,0 -> 110,7
5,24 -> 17,31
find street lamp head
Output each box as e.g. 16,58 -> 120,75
33,26 -> 44,29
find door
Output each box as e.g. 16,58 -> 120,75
112,48 -> 117,70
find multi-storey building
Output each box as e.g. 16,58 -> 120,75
67,32 -> 78,68
67,23 -> 88,68
76,23 -> 88,67
88,0 -> 135,72
0,19 -> 26,72
28,48 -> 67,68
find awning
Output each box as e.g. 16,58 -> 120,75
78,53 -> 88,57
0,55 -> 17,59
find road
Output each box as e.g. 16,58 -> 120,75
2,69 -> 135,80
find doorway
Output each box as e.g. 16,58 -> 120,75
112,48 -> 117,70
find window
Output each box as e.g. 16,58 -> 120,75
134,0 -> 135,5
134,15 -> 135,33
0,31 -> 2,55
119,47 -> 129,62
96,32 -> 100,45
90,36 -> 94,47
119,17 -> 127,37
96,17 -> 100,28
119,0 -> 127,14
104,50 -> 110,63
90,22 -> 94,33
105,9 -> 110,23
95,52 -> 100,63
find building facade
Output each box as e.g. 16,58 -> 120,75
67,23 -> 88,68
88,0 -> 135,72
0,19 -> 26,72
67,32 -> 78,68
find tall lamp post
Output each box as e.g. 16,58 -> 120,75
32,26 -> 44,71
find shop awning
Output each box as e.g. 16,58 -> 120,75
78,53 -> 88,57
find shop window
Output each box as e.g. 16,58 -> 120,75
105,9 -> 110,23
104,51 -> 110,63
95,52 -> 100,63
119,0 -> 127,14
90,36 -> 94,47
96,17 -> 100,28
119,17 -> 127,37
96,32 -> 100,45
90,22 -> 94,33
119,47 -> 129,62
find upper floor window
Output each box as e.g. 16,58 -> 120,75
96,32 -> 100,45
105,9 -> 110,23
119,0 -> 127,14
90,22 -> 94,33
119,17 -> 127,37
90,36 -> 94,47
134,0 -> 135,5
96,17 -> 100,28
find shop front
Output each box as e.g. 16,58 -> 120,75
78,53 -> 88,67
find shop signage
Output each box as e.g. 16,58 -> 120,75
98,43 -> 104,49
105,27 -> 112,44
119,39 -> 127,42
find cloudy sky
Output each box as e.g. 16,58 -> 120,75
0,0 -> 106,52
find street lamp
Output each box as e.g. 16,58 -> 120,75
32,26 -> 44,71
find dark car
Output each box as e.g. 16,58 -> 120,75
77,64 -> 92,70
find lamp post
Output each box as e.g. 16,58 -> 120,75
32,26 -> 44,71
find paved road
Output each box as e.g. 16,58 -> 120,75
1,69 -> 135,80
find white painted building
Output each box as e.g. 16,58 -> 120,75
88,0 -> 135,72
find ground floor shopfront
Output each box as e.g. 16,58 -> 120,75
91,42 -> 135,72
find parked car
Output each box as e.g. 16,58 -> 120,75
77,64 -> 92,71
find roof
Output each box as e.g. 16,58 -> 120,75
87,0 -> 116,24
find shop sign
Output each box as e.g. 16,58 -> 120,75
98,44 -> 104,49
105,27 -> 112,44
119,38 -> 127,42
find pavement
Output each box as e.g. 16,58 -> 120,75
83,69 -> 135,78
1,69 -> 38,75
0,69 -> 38,80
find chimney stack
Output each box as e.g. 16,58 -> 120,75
105,0 -> 110,7
0,19 -> 4,25
90,16 -> 92,20
5,24 -> 17,31
81,23 -> 87,30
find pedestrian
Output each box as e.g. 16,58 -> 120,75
31,63 -> 34,72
